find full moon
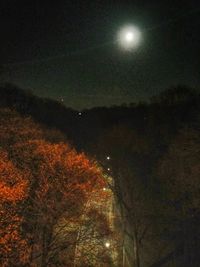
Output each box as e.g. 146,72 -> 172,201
125,32 -> 134,42
118,25 -> 141,50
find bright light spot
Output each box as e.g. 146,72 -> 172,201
118,25 -> 141,50
107,168 -> 110,171
105,242 -> 110,248
78,112 -> 82,116
103,187 -> 106,191
106,156 -> 110,160
125,32 -> 134,42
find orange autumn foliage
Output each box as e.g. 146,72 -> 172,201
0,149 -> 29,266
0,150 -> 28,202
11,140 -> 106,234
0,108 -> 111,266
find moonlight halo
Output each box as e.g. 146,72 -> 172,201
118,25 -> 142,50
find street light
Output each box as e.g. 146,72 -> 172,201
105,242 -> 110,248
106,156 -> 111,160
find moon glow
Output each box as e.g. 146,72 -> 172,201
118,25 -> 141,50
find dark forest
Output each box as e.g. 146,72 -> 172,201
1,83 -> 200,266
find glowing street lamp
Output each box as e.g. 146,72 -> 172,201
105,242 -> 110,248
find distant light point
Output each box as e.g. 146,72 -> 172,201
105,242 -> 110,248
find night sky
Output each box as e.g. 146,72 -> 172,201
1,0 -> 200,109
